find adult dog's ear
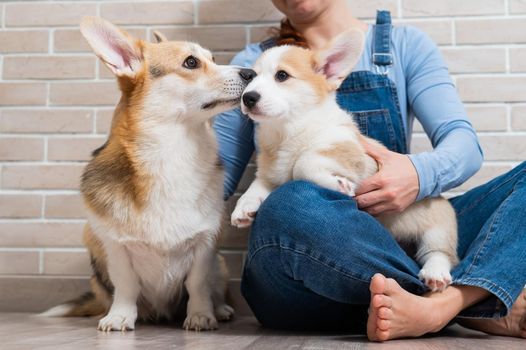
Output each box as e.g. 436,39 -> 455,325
315,29 -> 365,89
80,16 -> 143,77
153,31 -> 168,43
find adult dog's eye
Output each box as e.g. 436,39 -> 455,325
275,70 -> 290,82
183,56 -> 199,69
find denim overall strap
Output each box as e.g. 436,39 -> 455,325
373,10 -> 393,73
336,10 -> 408,154
259,38 -> 277,51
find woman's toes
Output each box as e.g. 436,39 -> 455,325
377,318 -> 391,331
376,328 -> 390,341
372,294 -> 392,309
370,273 -> 387,294
378,306 -> 393,320
385,277 -> 402,295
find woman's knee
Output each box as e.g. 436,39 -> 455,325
250,180 -> 356,243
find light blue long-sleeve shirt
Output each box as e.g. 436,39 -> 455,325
213,25 -> 483,201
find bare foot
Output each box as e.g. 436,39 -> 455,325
367,273 -> 446,341
458,288 -> 526,338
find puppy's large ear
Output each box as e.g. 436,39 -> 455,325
80,16 -> 143,77
315,29 -> 365,88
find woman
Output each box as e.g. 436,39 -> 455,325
213,0 -> 526,341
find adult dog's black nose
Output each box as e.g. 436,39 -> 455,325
239,68 -> 257,83
242,91 -> 261,109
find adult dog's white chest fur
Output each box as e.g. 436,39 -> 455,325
88,122 -> 223,315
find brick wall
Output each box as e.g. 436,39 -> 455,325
0,0 -> 525,315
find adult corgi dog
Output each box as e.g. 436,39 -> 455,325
231,30 -> 458,292
42,17 -> 256,331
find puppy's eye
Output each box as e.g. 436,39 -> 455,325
275,70 -> 290,82
183,56 -> 199,69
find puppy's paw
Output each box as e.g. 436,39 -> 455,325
215,304 -> 234,322
183,312 -> 218,331
97,309 -> 137,332
335,175 -> 356,197
231,199 -> 260,228
418,265 -> 452,292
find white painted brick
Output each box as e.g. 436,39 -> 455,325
510,47 -> 526,73
0,0 -> 525,315
397,20 -> 453,45
402,0 -> 505,17
441,48 -> 506,74
510,0 -> 526,13
457,77 -> 526,102
511,105 -> 526,131
456,19 -> 526,44
413,105 -> 508,132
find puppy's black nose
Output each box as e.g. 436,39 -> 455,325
239,68 -> 257,83
242,91 -> 261,109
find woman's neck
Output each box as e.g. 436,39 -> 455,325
289,2 -> 368,51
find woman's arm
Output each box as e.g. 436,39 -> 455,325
213,44 -> 262,199
356,27 -> 483,214
404,26 -> 483,201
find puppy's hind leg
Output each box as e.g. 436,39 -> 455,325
212,255 -> 234,322
417,225 -> 459,292
293,152 -> 357,197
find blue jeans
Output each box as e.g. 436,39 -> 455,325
241,162 -> 526,332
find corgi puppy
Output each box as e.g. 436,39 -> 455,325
41,17 -> 257,331
231,30 -> 458,292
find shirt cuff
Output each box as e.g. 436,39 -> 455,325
407,152 -> 436,201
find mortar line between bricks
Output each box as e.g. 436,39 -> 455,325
43,135 -> 48,161
505,47 -> 511,73
0,274 -> 90,279
40,192 -> 46,219
2,14 -> 526,29
48,28 -> 53,54
193,0 -> 198,25
0,218 -> 86,223
393,14 -> 526,21
0,133 -> 106,138
0,189 -> 80,195
38,250 -> 44,274
0,160 -> 86,165
451,20 -> 456,46
245,26 -> 250,46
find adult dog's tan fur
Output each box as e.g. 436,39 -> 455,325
41,17 -> 251,331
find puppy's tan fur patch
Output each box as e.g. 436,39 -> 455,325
279,47 -> 332,102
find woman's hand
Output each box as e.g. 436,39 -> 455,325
354,139 -> 420,216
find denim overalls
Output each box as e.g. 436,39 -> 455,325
242,10 -> 526,331
260,11 -> 407,154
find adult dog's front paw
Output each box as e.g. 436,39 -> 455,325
215,303 -> 234,321
231,199 -> 261,228
97,309 -> 137,331
183,312 -> 218,331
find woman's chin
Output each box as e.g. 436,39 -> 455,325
286,0 -> 326,21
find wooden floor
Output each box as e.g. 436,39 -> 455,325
0,313 -> 524,350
